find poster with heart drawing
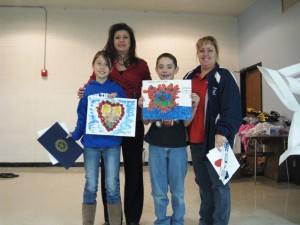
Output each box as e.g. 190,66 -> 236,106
86,96 -> 137,137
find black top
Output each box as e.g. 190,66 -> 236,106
144,120 -> 187,148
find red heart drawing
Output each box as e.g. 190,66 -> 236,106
214,158 -> 222,167
96,100 -> 125,132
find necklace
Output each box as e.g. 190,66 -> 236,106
117,61 -> 124,66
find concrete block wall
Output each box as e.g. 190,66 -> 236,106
0,7 -> 239,163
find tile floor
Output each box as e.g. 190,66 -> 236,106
1,166 -> 300,225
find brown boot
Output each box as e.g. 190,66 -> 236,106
82,203 -> 96,225
107,204 -> 122,225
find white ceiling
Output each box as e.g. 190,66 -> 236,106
0,0 -> 256,16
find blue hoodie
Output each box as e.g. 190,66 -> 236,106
71,80 -> 126,148
184,64 -> 242,154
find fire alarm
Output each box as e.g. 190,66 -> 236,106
41,69 -> 48,77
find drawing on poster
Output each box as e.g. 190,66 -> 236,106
86,96 -> 137,137
142,80 -> 192,120
96,100 -> 125,132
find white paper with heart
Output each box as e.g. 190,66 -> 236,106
86,96 -> 137,137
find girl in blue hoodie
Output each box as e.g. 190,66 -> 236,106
67,51 -> 125,225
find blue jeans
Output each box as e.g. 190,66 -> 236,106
190,143 -> 231,225
149,145 -> 188,225
83,146 -> 121,205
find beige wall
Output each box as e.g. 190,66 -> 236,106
0,7 -> 239,162
238,0 -> 300,120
